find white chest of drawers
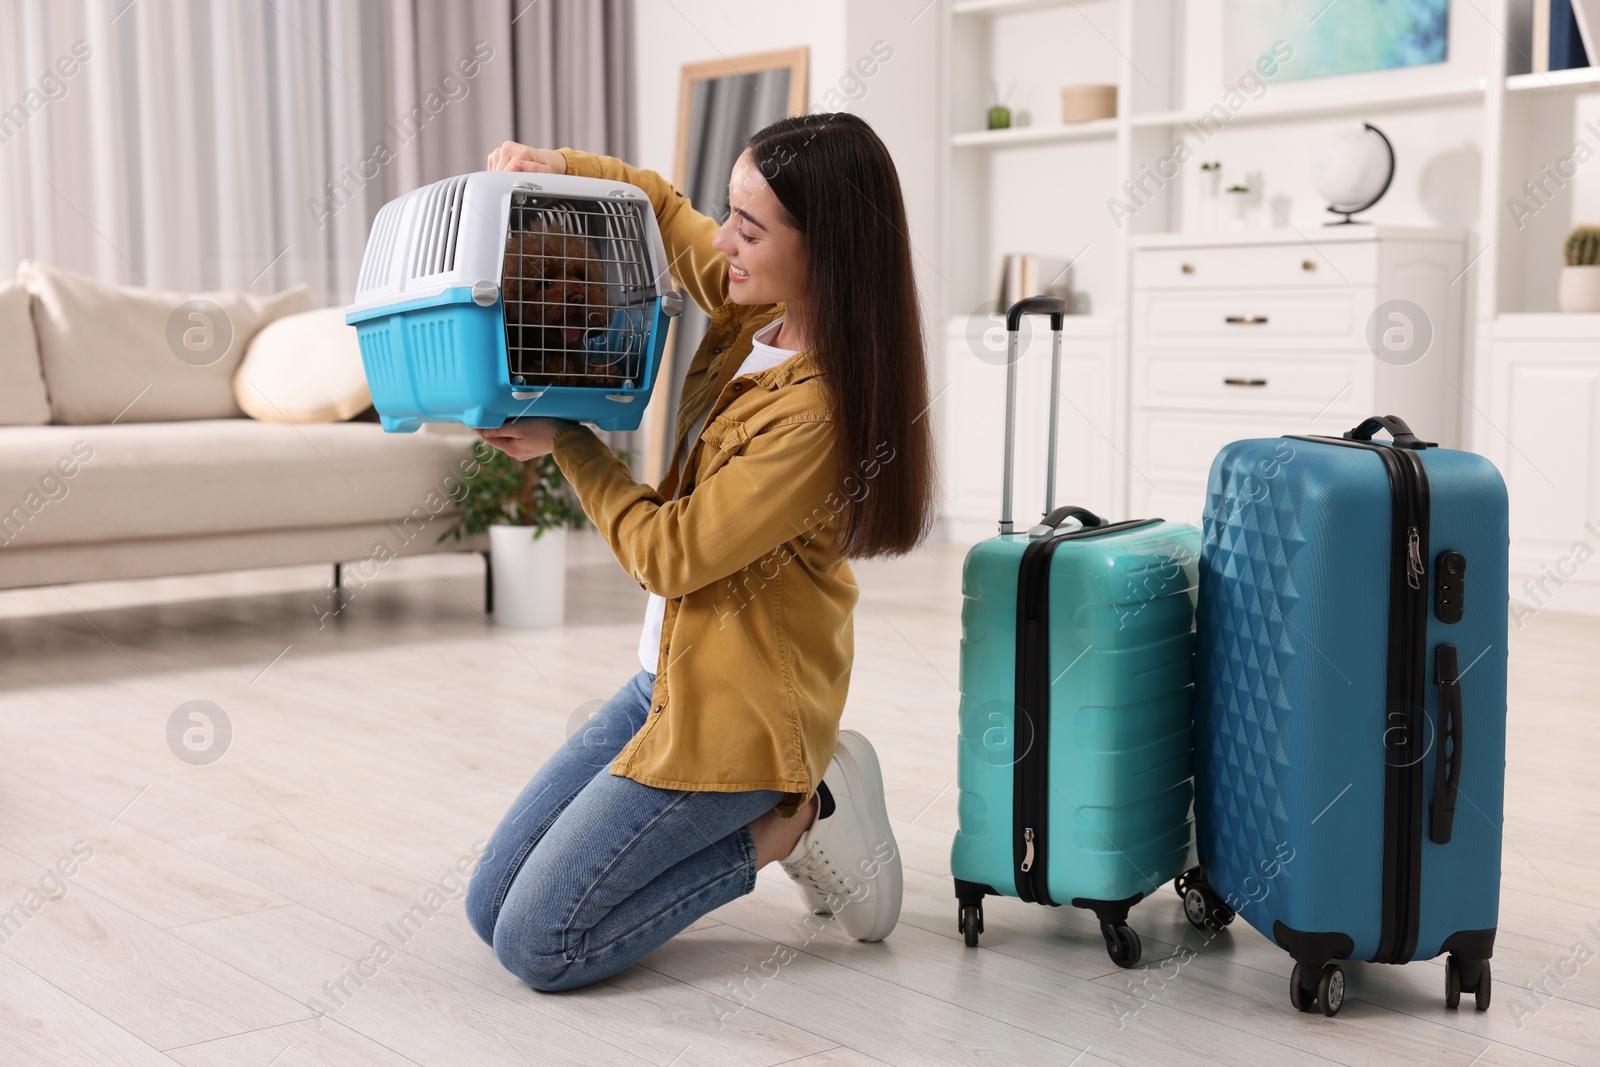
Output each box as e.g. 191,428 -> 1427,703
1127,228 -> 1466,524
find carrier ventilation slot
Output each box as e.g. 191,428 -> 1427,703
407,176 -> 467,282
356,199 -> 403,294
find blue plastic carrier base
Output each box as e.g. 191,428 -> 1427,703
1185,415 -> 1508,1017
951,513 -> 1201,967
347,288 -> 668,433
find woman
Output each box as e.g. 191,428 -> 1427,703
464,112 -> 937,993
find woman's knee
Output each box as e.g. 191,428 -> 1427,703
491,910 -> 585,992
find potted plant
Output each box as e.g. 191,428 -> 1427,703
987,77 -> 1014,130
1225,183 -> 1252,230
1199,162 -> 1222,230
1559,225 -> 1600,312
441,438 -> 598,628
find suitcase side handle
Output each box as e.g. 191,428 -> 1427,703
1000,297 -> 1070,535
1343,414 -> 1437,450
1429,643 -> 1463,845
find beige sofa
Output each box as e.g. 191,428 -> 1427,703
0,263 -> 487,597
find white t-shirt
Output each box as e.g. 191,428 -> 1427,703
637,317 -> 799,674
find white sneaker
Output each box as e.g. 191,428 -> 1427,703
778,729 -> 902,941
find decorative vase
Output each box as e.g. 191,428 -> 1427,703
1558,265 -> 1600,312
488,523 -> 568,628
987,105 -> 1011,130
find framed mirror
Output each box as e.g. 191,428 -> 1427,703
641,46 -> 808,481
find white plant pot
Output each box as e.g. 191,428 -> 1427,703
1558,265 -> 1600,312
1226,192 -> 1251,232
488,523 -> 568,628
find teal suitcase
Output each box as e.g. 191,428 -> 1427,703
951,297 -> 1201,968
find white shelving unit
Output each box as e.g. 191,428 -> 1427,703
1126,80 -> 1487,128
928,0 -> 1600,615
1473,5 -> 1600,616
1506,67 -> 1600,94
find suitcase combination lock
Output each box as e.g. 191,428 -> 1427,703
1433,551 -> 1466,623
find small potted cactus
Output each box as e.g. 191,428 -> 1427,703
1559,225 -> 1600,312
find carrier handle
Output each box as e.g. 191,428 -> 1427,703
1343,415 -> 1436,450
1429,643 -> 1463,845
1040,505 -> 1105,530
1000,296 -> 1069,535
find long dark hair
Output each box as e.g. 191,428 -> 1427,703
746,112 -> 936,560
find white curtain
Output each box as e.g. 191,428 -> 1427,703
0,0 -> 633,307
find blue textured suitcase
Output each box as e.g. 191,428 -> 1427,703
1182,415 -> 1508,1016
950,297 -> 1201,968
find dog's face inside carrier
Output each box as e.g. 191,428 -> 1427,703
502,191 -> 654,391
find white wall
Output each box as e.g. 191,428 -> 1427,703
629,0 -> 848,180
844,0 -> 945,402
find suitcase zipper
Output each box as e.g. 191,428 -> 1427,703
1011,517 -> 1163,904
1013,532 -> 1055,905
1388,446 -> 1430,965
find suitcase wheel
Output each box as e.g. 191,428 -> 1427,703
1317,964 -> 1346,1017
1181,881 -> 1235,933
1101,922 -> 1142,969
1446,955 -> 1491,1011
1290,963 -> 1315,1012
1290,962 -> 1345,1016
958,903 -> 984,948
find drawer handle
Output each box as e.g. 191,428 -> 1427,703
1224,377 -> 1269,387
1225,315 -> 1269,325
1302,259 -> 1315,271
1181,263 -> 1194,274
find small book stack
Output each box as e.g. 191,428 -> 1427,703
996,253 -> 1073,311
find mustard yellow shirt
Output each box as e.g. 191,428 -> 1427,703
549,148 -> 864,817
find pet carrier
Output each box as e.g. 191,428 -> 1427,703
345,171 -> 683,433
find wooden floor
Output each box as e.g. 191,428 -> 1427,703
1,529 -> 1597,1067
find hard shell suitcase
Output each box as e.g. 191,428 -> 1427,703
1183,415 -> 1509,1016
950,297 -> 1202,968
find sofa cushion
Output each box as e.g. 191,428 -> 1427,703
234,306 -> 371,423
0,420 -> 487,550
0,281 -> 50,426
18,261 -> 313,424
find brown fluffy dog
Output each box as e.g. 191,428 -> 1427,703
502,218 -> 627,388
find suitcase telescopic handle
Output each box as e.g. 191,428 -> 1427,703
1343,414 -> 1437,450
999,296 -> 1069,535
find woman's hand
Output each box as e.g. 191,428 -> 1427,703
486,141 -> 568,174
475,418 -> 572,461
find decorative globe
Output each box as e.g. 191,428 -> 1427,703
1310,124 -> 1394,215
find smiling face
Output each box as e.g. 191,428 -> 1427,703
710,149 -> 808,309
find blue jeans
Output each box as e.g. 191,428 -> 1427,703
465,667 -> 787,992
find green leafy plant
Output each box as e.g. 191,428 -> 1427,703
1564,225 -> 1600,266
440,438 -> 628,543
1200,161 -> 1221,171
1225,184 -> 1249,194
